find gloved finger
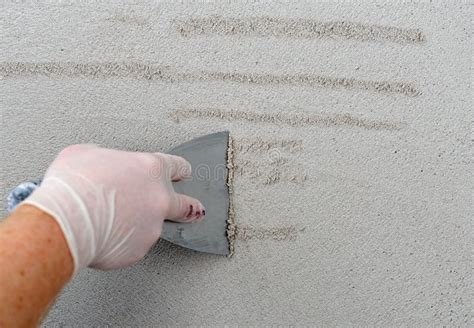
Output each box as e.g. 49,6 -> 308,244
153,153 -> 192,181
165,192 -> 205,223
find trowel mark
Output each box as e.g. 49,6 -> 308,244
235,225 -> 304,241
194,71 -> 421,97
174,16 -> 426,44
0,62 -> 421,96
168,108 -> 404,131
235,137 -> 303,154
0,62 -> 177,81
231,137 -> 307,185
234,159 -> 308,186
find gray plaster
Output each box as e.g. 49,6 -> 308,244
0,1 -> 472,326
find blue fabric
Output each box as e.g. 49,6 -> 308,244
6,180 -> 41,213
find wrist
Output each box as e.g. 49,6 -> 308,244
0,204 -> 73,326
12,204 -> 74,279
22,176 -> 98,275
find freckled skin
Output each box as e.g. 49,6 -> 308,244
0,205 -> 73,327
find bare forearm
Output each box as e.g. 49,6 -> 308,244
0,205 -> 73,327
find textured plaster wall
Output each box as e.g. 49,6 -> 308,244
0,1 -> 472,326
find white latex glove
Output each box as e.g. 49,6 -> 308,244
22,144 -> 205,275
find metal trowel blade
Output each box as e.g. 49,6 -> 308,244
161,131 -> 230,255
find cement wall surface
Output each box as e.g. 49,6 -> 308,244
0,0 -> 472,326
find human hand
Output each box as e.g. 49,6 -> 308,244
22,144 -> 205,274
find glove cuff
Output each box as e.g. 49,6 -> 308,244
22,176 -> 97,276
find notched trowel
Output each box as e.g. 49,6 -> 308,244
6,131 -> 234,256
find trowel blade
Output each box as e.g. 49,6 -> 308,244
161,131 -> 230,255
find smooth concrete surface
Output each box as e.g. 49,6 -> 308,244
1,1 -> 472,326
